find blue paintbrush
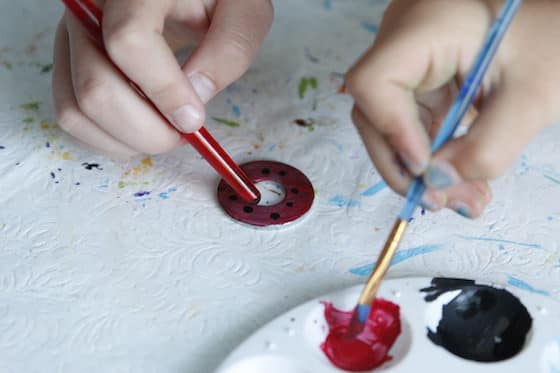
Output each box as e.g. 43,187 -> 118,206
347,0 -> 523,336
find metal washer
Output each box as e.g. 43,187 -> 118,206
217,161 -> 314,227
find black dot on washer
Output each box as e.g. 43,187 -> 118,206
286,202 -> 294,207
290,188 -> 299,194
270,213 -> 280,220
243,206 -> 254,213
229,195 -> 238,201
261,168 -> 271,175
279,170 -> 287,176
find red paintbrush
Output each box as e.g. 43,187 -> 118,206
61,0 -> 261,204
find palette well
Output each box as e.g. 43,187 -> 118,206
215,277 -> 560,373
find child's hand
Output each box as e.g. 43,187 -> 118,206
52,0 -> 273,157
346,0 -> 560,218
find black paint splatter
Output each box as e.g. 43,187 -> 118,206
293,118 -> 315,131
421,278 -> 532,362
0,145 -> 5,149
82,162 -> 102,170
134,191 -> 151,197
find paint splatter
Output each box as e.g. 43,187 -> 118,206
40,63 -> 53,74
349,244 -> 444,276
226,98 -> 241,117
322,0 -> 333,10
304,47 -> 320,63
457,235 -> 541,249
360,21 -> 378,33
507,276 -> 550,296
124,157 -> 154,177
293,118 -> 315,132
61,152 -> 73,160
0,146 -> 4,150
328,195 -> 360,208
20,101 -> 41,113
22,117 -> 34,124
134,191 -> 151,198
159,187 -> 177,199
82,163 -> 103,171
321,300 -> 401,371
422,278 -> 532,362
361,181 -> 387,197
212,117 -> 241,128
298,77 -> 318,99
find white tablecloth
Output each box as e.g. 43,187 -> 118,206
1,1 -> 559,372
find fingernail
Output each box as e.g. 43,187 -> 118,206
449,201 -> 473,219
424,161 -> 461,189
399,152 -> 427,175
188,73 -> 216,104
421,190 -> 447,211
170,104 -> 203,133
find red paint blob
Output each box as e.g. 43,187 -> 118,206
320,299 -> 401,371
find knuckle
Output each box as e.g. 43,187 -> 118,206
141,80 -> 179,106
222,29 -> 257,70
56,107 -> 82,134
104,22 -> 144,62
142,135 -> 180,155
74,76 -> 113,112
344,67 -> 366,98
468,145 -> 502,179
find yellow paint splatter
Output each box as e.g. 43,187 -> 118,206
62,151 -> 73,160
124,156 -> 154,177
40,121 -> 51,130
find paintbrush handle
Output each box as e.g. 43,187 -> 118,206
61,0 -> 261,204
358,218 -> 408,305
399,0 -> 523,221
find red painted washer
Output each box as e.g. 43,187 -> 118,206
217,161 -> 314,227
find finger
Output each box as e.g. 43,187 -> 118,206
345,31 -> 439,176
65,13 -> 181,154
443,180 -> 492,219
351,106 -> 446,211
182,0 -> 274,103
424,82 -> 545,188
102,0 -> 205,133
52,19 -> 138,158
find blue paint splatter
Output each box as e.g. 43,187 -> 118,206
361,181 -> 387,197
328,195 -> 360,208
159,187 -> 177,200
226,98 -> 241,117
322,0 -> 332,10
360,21 -> 378,33
499,244 -> 506,251
507,276 -> 550,296
134,191 -> 151,197
349,244 -> 444,276
457,235 -> 541,249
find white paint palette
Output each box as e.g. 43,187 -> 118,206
215,277 -> 560,373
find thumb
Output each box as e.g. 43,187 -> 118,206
182,0 -> 274,103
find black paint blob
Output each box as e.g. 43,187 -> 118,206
82,162 -> 103,170
421,278 -> 532,362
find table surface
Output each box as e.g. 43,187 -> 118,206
1,1 -> 560,372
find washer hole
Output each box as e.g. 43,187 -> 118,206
270,213 -> 280,220
229,195 -> 238,201
290,188 -> 299,194
255,180 -> 286,206
286,202 -> 294,207
243,206 -> 254,213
